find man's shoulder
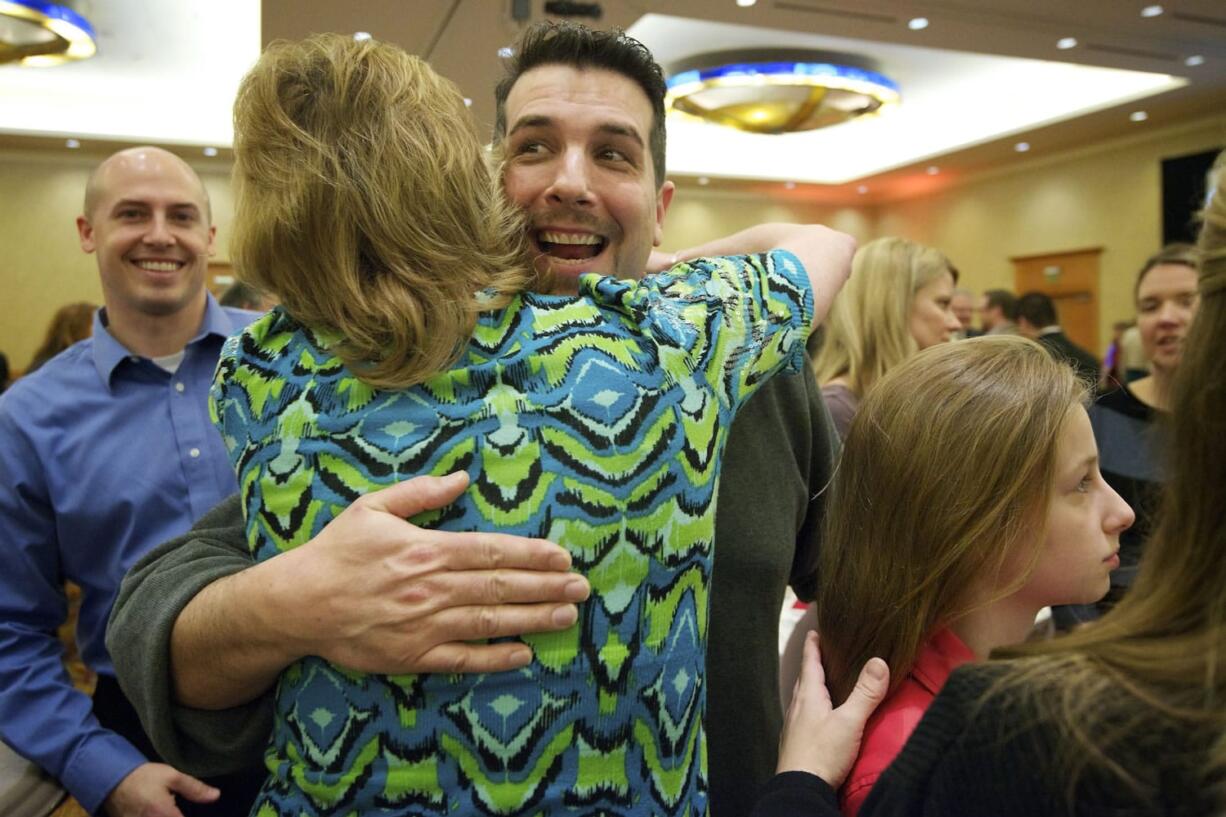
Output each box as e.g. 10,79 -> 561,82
0,342 -> 99,421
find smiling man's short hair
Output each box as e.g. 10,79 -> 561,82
493,22 -> 668,189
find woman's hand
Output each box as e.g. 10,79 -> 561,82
776,631 -> 890,787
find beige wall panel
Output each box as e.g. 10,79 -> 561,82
0,152 -> 235,373
876,116 -> 1226,351
660,192 -> 874,254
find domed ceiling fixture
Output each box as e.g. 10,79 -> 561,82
665,49 -> 899,134
0,0 -> 96,66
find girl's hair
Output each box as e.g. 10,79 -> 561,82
992,152 -> 1226,805
230,34 -> 539,389
811,236 -> 956,398
1134,242 -> 1200,299
817,335 -> 1085,704
28,301 -> 95,371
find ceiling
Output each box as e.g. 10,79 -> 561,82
2,0 -> 1224,202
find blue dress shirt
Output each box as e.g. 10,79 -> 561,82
0,295 -> 255,814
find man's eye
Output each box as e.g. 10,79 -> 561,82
599,148 -> 628,162
514,141 -> 545,155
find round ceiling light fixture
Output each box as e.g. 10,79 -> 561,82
0,0 -> 96,66
665,49 -> 900,135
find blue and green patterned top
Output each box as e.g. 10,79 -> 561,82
209,251 -> 813,816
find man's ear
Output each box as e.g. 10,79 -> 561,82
206,224 -> 217,257
653,180 -> 676,247
77,216 -> 96,254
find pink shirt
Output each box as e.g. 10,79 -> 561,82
839,628 -> 976,816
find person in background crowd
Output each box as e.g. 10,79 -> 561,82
1119,322 -> 1148,382
979,288 -> 1019,335
1054,243 -> 1200,631
1016,291 -> 1100,387
949,288 -> 981,339
1100,319 -> 1133,389
812,236 -> 961,439
25,301 -> 96,375
107,22 -> 844,817
785,336 -> 1131,815
218,280 -> 276,312
0,147 -> 263,817
756,151 -> 1226,817
0,351 -> 8,394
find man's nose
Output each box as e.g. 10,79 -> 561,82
545,149 -> 594,206
142,213 -> 175,245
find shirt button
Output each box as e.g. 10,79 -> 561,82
189,448 -> 201,458
175,382 -> 185,393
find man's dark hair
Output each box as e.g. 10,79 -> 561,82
1017,291 -> 1058,328
493,21 -> 668,188
984,288 -> 1018,321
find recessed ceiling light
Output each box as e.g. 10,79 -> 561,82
1185,55 -> 1205,67
926,166 -> 940,175
857,185 -> 869,194
1130,110 -> 1148,122
1057,37 -> 1078,50
784,181 -> 796,190
498,46 -> 514,58
65,138 -> 80,149
202,146 -> 218,157
353,32 -> 372,41
1140,5 -> 1163,17
697,176 -> 710,186
736,0 -> 757,6
907,17 -> 929,30
1015,141 -> 1031,152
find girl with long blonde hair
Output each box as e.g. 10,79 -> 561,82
759,153 -> 1226,817
811,237 -> 961,438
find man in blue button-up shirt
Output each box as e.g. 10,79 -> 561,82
0,147 -> 258,816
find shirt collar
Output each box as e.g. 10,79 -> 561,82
92,293 -> 236,387
910,628 -> 976,696
1038,325 -> 1062,337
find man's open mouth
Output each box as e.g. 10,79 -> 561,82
535,230 -> 606,262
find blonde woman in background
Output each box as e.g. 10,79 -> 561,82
758,153 -> 1226,817
812,237 -> 962,439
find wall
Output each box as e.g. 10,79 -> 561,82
0,151 -> 235,373
875,114 -> 1226,353
4,115 -> 1223,370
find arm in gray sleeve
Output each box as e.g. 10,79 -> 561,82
106,494 -> 271,776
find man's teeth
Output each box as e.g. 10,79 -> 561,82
539,231 -> 601,246
136,261 -> 181,272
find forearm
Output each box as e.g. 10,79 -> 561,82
170,552 -> 305,709
674,223 -> 855,332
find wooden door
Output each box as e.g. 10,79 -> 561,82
1011,247 -> 1101,356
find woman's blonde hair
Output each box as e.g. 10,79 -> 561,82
817,335 -> 1085,704
991,151 -> 1226,805
230,34 -> 538,389
812,236 -> 956,397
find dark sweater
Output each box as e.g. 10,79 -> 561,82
753,664 -> 1218,817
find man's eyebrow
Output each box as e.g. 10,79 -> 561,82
507,114 -> 554,137
507,115 -> 644,148
595,122 -> 644,148
110,199 -> 200,211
